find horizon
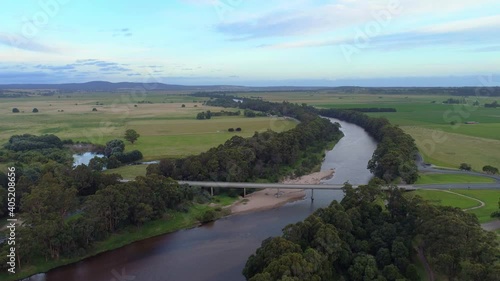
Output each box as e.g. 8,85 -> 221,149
1,0 -> 500,86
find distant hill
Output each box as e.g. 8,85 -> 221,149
0,81 -> 329,92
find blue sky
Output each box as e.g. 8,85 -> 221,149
0,0 -> 499,86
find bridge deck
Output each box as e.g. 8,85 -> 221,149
178,181 -> 416,190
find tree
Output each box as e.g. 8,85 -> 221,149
92,108 -> 98,111
12,108 -> 19,113
459,163 -> 472,171
482,165 -> 499,174
228,128 -> 235,132
181,104 -> 186,108
196,112 -> 205,120
32,108 -> 39,113
124,129 -> 140,144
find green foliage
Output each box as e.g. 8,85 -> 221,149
482,165 -> 499,174
459,163 -> 472,171
12,108 -> 19,113
124,129 -> 140,144
32,108 -> 39,113
243,183 -> 500,280
5,134 -> 63,152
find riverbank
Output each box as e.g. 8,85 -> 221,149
229,169 -> 335,214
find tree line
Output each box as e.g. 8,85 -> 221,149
147,117 -> 342,183
193,93 -> 419,184
243,182 -> 500,281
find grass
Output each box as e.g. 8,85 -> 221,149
407,189 -> 500,223
103,164 -> 148,179
415,174 -> 495,184
404,126 -> 500,170
452,189 -> 500,223
0,203 -> 216,281
408,189 -> 481,210
0,94 -> 297,160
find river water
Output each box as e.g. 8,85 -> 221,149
24,118 -> 377,281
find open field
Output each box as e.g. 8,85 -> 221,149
103,164 -> 148,179
407,189 -> 500,223
453,189 -> 500,223
0,93 -> 297,160
234,92 -> 500,170
416,173 -> 496,184
408,189 -> 480,209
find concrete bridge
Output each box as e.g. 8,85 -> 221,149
178,181 -> 416,201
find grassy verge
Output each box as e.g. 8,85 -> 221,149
406,189 -> 500,223
407,189 -> 480,209
452,190 -> 500,223
0,203 -> 221,281
416,173 -> 495,184
103,164 -> 148,180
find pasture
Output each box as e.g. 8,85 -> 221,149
0,93 -> 297,160
254,92 -> 500,171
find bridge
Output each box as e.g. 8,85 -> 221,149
178,181 -> 416,201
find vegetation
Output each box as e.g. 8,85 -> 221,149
124,129 -> 140,144
243,183 -> 500,281
459,163 -> 472,171
483,165 -> 499,174
415,174 -> 495,184
12,108 -> 19,113
194,93 -> 419,183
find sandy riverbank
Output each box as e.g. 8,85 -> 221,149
229,169 -> 335,214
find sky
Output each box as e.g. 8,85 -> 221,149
0,0 -> 499,86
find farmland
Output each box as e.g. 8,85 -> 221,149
0,92 -> 297,160
235,92 -> 500,171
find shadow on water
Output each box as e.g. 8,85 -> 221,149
26,118 -> 376,281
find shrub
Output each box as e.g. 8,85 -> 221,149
12,108 -> 19,113
236,127 -> 242,132
32,108 -> 39,113
228,128 -> 235,132
92,108 -> 98,111
181,104 -> 186,108
459,163 -> 472,171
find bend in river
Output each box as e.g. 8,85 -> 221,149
25,118 -> 377,281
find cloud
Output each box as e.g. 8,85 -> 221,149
112,28 -> 133,37
260,15 -> 500,51
0,33 -> 59,53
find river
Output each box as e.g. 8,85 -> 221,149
24,118 -> 377,281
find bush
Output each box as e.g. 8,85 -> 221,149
235,127 -> 242,132
181,104 -> 186,108
92,108 -> 98,112
12,108 -> 19,113
228,128 -> 235,132
459,163 -> 472,171
482,165 -> 499,174
199,209 -> 217,223
32,108 -> 39,113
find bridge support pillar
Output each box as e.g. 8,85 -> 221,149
311,189 -> 314,201
244,188 -> 246,197
211,187 -> 214,197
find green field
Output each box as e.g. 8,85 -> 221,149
453,189 -> 500,223
408,189 -> 481,209
103,164 -> 148,179
302,94 -> 500,170
416,173 -> 495,184
0,93 -> 297,160
407,189 -> 500,223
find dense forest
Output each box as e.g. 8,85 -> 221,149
243,182 -> 500,281
194,93 -> 419,183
